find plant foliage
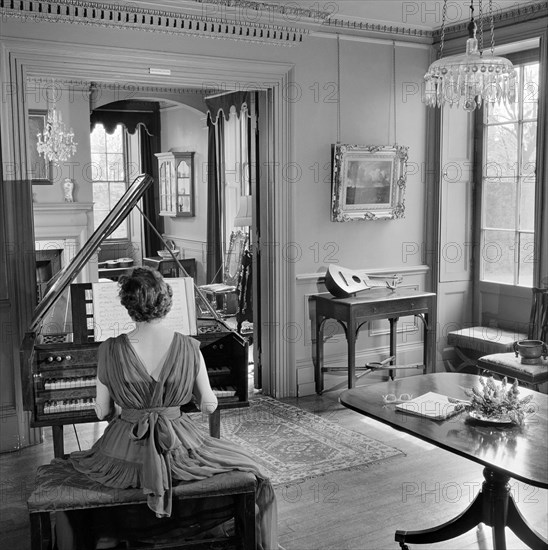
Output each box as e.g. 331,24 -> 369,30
465,376 -> 535,426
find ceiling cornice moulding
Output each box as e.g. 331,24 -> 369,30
0,0 -> 307,45
432,1 -> 548,40
320,17 -> 432,43
185,0 -> 331,21
0,0 -> 437,44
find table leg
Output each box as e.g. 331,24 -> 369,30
484,467 -> 510,550
423,313 -> 428,374
506,489 -> 548,549
389,318 -> 398,380
395,467 -> 547,550
347,316 -> 356,389
395,493 -> 483,548
315,316 -> 326,394
422,313 -> 429,374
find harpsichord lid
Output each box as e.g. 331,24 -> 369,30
29,174 -> 154,332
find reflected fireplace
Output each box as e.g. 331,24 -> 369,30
36,249 -> 63,303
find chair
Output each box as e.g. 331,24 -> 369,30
478,287 -> 548,390
199,230 -> 248,317
28,459 -> 256,550
449,288 -> 548,389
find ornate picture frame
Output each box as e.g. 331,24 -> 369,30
28,109 -> 53,185
331,144 -> 408,221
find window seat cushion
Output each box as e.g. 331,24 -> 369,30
448,326 -> 527,355
477,353 -> 548,387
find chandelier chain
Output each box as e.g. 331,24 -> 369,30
489,0 -> 495,54
478,0 -> 484,55
439,0 -> 447,59
392,40 -> 397,146
336,33 -> 341,144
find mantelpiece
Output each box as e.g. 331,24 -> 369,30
33,202 -> 95,283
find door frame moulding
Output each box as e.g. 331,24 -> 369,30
0,36 -> 294,398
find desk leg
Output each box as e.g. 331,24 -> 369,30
347,316 -> 356,389
423,313 -> 429,374
395,467 -> 548,550
315,316 -> 326,394
420,313 -> 429,374
389,318 -> 398,380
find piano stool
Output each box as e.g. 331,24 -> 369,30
27,459 -> 257,550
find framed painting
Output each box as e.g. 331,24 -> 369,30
331,144 -> 408,221
28,109 -> 53,185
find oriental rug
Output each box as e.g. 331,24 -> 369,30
194,396 -> 405,486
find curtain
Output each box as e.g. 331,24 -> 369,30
139,125 -> 163,256
206,115 -> 224,283
205,92 -> 252,284
90,100 -> 159,136
90,100 -> 162,257
205,92 -> 249,124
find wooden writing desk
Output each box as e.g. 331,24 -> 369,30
312,288 -> 436,394
340,373 -> 548,549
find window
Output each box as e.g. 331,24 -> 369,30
479,54 -> 539,287
90,123 -> 128,240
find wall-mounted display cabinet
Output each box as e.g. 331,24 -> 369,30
155,151 -> 195,217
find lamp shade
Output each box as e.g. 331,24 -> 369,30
234,195 -> 252,227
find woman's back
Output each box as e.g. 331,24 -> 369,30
124,324 -> 178,380
99,332 -> 199,409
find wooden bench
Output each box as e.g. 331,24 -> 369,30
27,459 -> 256,550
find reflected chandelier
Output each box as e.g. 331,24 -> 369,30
36,91 -> 77,164
423,0 -> 516,111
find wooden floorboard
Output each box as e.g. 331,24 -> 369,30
1,372 -> 546,549
278,372 -> 548,550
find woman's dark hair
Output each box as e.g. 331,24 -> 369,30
118,266 -> 173,322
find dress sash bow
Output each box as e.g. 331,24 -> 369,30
122,406 -> 182,517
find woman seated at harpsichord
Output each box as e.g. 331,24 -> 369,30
56,266 -> 277,550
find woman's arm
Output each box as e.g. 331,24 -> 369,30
193,353 -> 218,414
94,378 -> 120,421
94,339 -> 121,421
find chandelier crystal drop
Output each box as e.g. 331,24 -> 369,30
36,105 -> 78,164
423,0 -> 516,111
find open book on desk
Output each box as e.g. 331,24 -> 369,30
395,392 -> 469,421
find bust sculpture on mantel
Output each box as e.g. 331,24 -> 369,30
62,178 -> 75,202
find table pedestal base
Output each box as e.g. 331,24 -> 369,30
395,467 -> 548,550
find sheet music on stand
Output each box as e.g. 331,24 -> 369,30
92,278 -> 196,341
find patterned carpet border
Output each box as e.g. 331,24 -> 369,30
198,396 -> 405,486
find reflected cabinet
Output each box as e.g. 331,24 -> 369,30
155,151 -> 195,217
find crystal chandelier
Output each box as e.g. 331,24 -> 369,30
36,92 -> 77,164
423,0 -> 516,111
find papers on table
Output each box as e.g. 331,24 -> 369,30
395,392 -> 468,421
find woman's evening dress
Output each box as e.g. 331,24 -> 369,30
67,332 -> 277,549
